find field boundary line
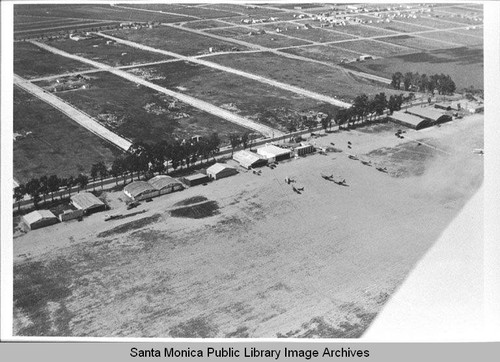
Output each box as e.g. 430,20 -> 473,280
14,74 -> 132,151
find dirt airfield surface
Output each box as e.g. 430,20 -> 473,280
13,115 -> 483,338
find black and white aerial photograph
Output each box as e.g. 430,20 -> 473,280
8,1 -> 486,339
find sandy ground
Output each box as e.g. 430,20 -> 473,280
13,114 -> 483,338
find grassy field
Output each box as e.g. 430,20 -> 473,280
123,3 -> 241,19
209,51 -> 399,102
377,35 -> 459,50
257,22 -> 357,43
14,22 -> 121,40
182,19 -> 232,29
431,12 -> 483,26
332,39 -> 414,57
128,60 -> 341,131
13,87 -> 121,183
417,31 -> 482,47
342,46 -> 484,89
355,18 -> 430,33
317,24 -> 397,38
13,115 -> 483,337
391,15 -> 464,29
14,41 -> 94,79
14,18 -> 95,31
105,26 -> 249,56
44,35 -> 172,67
452,27 -> 483,37
205,27 -> 312,48
14,4 -> 197,23
280,44 -> 364,63
34,71 -> 252,145
201,4 -> 286,17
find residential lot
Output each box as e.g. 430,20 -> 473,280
13,87 -> 120,183
205,27 -> 312,48
34,71 -> 253,144
14,41 -> 94,79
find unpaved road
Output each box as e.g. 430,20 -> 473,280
30,40 -> 283,138
14,74 -> 132,151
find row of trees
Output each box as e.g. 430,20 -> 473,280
14,133 -> 224,211
335,92 -> 406,128
391,72 -> 456,95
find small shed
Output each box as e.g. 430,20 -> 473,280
182,173 -> 210,187
295,143 -> 315,156
59,208 -> 84,222
22,210 -> 58,230
148,175 -> 184,195
124,181 -> 159,201
257,144 -> 292,162
233,150 -> 268,169
206,163 -> 238,180
71,192 -> 106,214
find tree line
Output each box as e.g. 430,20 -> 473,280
13,132 -> 224,211
391,72 -> 456,95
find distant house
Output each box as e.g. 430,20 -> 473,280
124,181 -> 158,201
256,144 -> 292,162
233,150 -> 268,169
148,175 -> 184,195
206,163 -> 238,180
181,173 -> 210,187
71,192 -> 106,214
22,210 -> 58,230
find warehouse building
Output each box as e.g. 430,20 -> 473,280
124,181 -> 159,201
71,192 -> 106,214
206,163 -> 238,180
22,210 -> 59,230
148,175 -> 184,195
389,111 -> 433,130
295,143 -> 315,156
181,173 -> 210,187
233,150 -> 268,169
256,144 -> 292,162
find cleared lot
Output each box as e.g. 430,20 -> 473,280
332,39 -> 415,57
376,35 -> 457,51
34,71 -> 253,144
13,87 -> 120,183
14,41 -> 94,79
13,115 -> 483,337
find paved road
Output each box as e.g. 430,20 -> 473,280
14,74 -> 133,151
30,40 -> 283,138
96,31 -> 353,108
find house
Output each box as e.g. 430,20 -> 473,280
181,173 -> 210,187
71,192 -> 106,214
206,163 -> 238,180
123,181 -> 159,201
233,150 -> 268,169
148,175 -> 184,195
257,144 -> 292,162
22,210 -> 58,230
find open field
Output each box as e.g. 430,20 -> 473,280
13,114 -> 483,337
14,41 -> 94,79
181,19 -> 232,29
14,4 -> 197,23
317,24 -> 397,38
342,46 -> 483,89
452,26 -> 483,37
376,35 -> 457,51
104,26 -> 249,56
13,87 -> 121,183
44,35 -> 172,67
258,23 -> 357,43
417,31 -> 482,47
128,61 -> 341,131
389,15 -> 464,29
34,71 -> 252,144
209,51 -> 399,102
355,18 -> 430,33
201,4 -> 286,17
205,27 -> 312,48
280,44 -> 364,63
223,12 -> 303,24
122,3 -> 241,19
332,39 -> 414,57
432,12 -> 483,26
14,18 -> 96,31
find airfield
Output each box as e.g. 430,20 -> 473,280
12,3 -> 484,337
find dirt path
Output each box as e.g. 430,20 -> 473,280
29,40 -> 283,138
14,74 -> 132,151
